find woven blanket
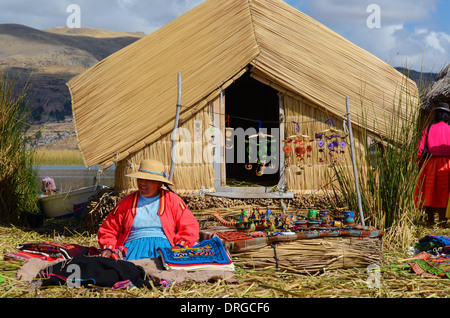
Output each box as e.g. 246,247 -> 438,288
408,251 -> 450,278
4,242 -> 101,263
415,235 -> 450,254
157,236 -> 234,271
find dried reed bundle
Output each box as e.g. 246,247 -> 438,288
79,187 -> 126,232
235,236 -> 383,274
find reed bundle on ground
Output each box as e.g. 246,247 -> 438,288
79,187 -> 126,232
234,236 -> 383,274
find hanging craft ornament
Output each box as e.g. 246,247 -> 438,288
225,116 -> 234,150
243,120 -> 278,176
256,162 -> 266,176
316,118 -> 348,167
338,134 -> 348,162
282,139 -> 292,167
295,139 -> 305,175
294,139 -> 306,158
306,143 -> 313,166
316,134 -> 325,163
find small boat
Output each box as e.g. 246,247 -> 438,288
39,185 -> 108,218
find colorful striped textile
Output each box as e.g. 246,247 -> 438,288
408,252 -> 450,278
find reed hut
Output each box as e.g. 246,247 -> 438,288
67,0 -> 418,196
423,64 -> 450,114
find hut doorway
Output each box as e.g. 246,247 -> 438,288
224,72 -> 280,187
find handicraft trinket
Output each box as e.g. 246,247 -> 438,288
344,211 -> 355,225
244,132 -> 277,176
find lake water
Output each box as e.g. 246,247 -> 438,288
35,165 -> 115,191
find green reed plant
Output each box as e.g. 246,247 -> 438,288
329,71 -> 429,248
0,69 -> 39,225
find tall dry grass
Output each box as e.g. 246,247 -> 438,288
0,69 -> 39,225
329,71 -> 430,250
34,149 -> 84,165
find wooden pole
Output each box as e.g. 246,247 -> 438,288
346,97 -> 365,226
169,73 -> 182,182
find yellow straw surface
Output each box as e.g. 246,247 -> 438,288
68,0 -> 418,172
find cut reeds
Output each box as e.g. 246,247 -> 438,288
233,236 -> 383,274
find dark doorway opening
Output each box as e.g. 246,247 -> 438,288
225,72 -> 280,187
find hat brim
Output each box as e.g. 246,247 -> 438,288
126,171 -> 174,186
434,107 -> 450,112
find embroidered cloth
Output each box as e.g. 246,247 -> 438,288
157,236 -> 234,271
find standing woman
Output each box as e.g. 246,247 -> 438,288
98,159 -> 199,260
415,102 -> 450,227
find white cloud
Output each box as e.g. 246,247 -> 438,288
386,27 -> 449,72
425,31 -> 450,54
303,0 -> 438,26
296,0 -> 447,72
0,0 -> 204,33
0,0 -> 447,72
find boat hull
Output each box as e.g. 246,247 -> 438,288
39,185 -> 108,218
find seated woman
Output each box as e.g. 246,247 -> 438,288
98,159 -> 199,260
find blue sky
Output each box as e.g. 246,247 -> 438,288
284,0 -> 450,72
0,0 -> 448,72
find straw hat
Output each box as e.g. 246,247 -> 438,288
126,159 -> 174,186
435,102 -> 450,112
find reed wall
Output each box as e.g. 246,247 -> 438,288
114,90 -> 368,194
115,100 -> 217,194
283,95 -> 363,193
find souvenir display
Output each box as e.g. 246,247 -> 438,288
210,206 -> 384,257
212,206 -> 374,234
212,208 -> 283,232
344,210 -> 355,225
307,209 -> 318,220
313,119 -> 348,168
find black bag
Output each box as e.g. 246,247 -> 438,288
40,255 -> 151,289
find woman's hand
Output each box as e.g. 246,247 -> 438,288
101,249 -> 113,258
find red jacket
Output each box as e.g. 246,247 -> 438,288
98,189 -> 199,251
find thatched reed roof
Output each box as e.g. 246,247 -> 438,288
423,64 -> 450,111
68,0 -> 418,169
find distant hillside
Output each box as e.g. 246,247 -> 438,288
395,67 -> 438,93
0,24 -> 144,122
45,26 -> 146,39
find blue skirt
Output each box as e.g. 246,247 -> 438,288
124,237 -> 172,260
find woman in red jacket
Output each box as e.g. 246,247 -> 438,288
98,159 -> 199,260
